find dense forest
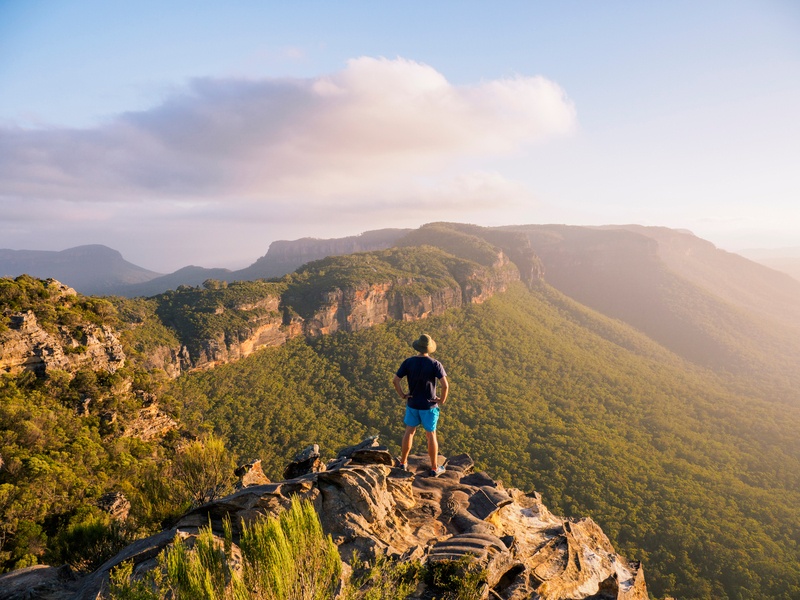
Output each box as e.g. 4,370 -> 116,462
165,282 -> 800,599
2,224 -> 800,599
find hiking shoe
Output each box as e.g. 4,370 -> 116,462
430,465 -> 446,477
394,457 -> 408,471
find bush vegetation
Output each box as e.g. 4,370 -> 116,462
107,497 -> 341,600
107,498 -> 486,600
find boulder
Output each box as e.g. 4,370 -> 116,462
0,564 -> 77,600
97,491 -> 131,522
283,443 -> 326,479
234,459 -> 271,488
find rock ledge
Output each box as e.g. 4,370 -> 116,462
0,437 -> 648,600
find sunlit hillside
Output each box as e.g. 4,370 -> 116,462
167,280 -> 800,599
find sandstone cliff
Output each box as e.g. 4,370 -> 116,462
171,242 -> 524,373
1,226 -> 539,378
0,281 -> 125,377
291,250 -> 519,338
0,437 -> 648,600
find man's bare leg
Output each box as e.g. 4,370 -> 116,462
426,430 -> 439,470
400,426 -> 416,464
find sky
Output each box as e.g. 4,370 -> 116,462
1,1 -> 799,272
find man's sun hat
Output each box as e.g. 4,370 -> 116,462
412,334 -> 436,354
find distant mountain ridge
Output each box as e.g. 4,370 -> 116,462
751,257 -> 800,282
235,228 -> 411,282
738,248 -> 800,283
505,224 -> 800,389
118,265 -> 235,298
0,245 -> 163,296
0,229 -> 411,297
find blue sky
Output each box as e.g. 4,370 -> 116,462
1,1 -> 799,271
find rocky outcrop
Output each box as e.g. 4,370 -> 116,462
294,252 -> 519,340
97,492 -> 131,522
18,437 -> 649,600
0,309 -> 125,376
0,565 -> 77,600
234,459 -> 271,488
120,403 -> 177,441
185,294 -> 287,370
283,444 -> 326,479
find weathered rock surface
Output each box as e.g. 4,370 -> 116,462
119,403 -> 177,441
3,437 -> 648,600
0,301 -> 125,377
283,443 -> 326,479
234,459 -> 271,488
97,492 -> 131,522
0,565 -> 78,600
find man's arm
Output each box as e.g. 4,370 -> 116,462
393,374 -> 409,400
437,376 -> 449,405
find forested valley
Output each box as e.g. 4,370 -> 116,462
165,283 -> 800,599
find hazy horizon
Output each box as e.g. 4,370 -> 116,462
3,223 -> 800,275
2,2 -> 799,272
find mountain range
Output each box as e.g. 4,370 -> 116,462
0,245 -> 161,296
3,226 -> 798,298
0,229 -> 410,297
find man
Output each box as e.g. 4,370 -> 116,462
393,333 -> 449,476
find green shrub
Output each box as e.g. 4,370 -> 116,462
49,506 -> 128,573
107,497 -> 341,600
343,551 -> 423,600
427,556 -> 487,600
171,434 -> 236,508
238,496 -> 340,600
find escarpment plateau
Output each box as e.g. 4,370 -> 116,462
2,229 -> 529,377
137,237 -> 530,372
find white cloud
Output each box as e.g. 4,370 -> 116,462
0,57 -> 576,268
0,57 -> 575,205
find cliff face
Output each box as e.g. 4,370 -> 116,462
299,252 -> 518,338
177,245 -> 522,373
12,437 -> 648,600
0,310 -> 125,376
184,294 -> 288,370
1,227 -> 533,378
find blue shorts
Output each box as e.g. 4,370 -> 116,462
404,406 -> 440,432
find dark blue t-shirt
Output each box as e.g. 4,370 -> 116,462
396,355 -> 447,410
